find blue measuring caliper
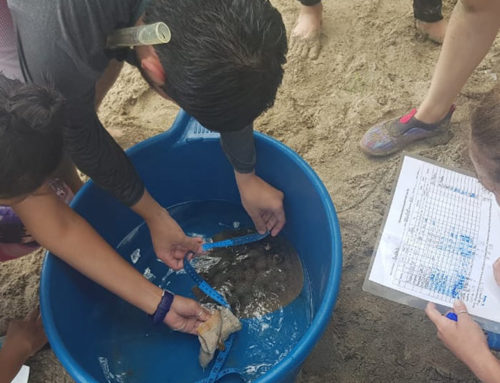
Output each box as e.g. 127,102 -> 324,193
184,231 -> 269,383
201,232 -> 269,252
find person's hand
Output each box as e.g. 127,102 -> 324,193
493,258 -> 500,286
425,301 -> 498,380
163,295 -> 210,335
3,309 -> 47,360
131,190 -> 202,270
146,207 -> 203,270
235,171 -> 285,236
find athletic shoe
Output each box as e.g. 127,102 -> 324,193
360,106 -> 455,156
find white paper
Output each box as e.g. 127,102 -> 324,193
11,365 -> 30,383
369,156 -> 500,324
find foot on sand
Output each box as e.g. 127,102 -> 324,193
415,18 -> 447,44
290,3 -> 323,60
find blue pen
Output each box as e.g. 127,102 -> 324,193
445,312 -> 458,321
446,312 -> 500,350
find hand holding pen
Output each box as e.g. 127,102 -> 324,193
426,301 -> 500,383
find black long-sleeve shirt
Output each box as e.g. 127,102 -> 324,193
9,0 -> 256,206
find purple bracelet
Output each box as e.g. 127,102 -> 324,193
151,290 -> 174,325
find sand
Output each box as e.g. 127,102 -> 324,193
1,0 -> 499,381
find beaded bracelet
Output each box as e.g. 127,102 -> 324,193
151,290 -> 174,325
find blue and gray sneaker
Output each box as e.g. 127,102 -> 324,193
360,106 -> 455,156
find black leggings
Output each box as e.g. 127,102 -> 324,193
414,0 -> 443,22
298,0 -> 443,23
298,0 -> 321,6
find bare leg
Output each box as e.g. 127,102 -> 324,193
360,0 -> 500,156
95,59 -> 124,110
289,2 -> 323,60
415,0 -> 500,123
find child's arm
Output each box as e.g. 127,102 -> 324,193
426,301 -> 500,383
0,310 -> 47,383
12,185 -> 208,333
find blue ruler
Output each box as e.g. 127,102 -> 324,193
201,232 -> 269,252
183,255 -> 245,382
198,335 -> 241,383
184,231 -> 268,382
184,254 -> 229,308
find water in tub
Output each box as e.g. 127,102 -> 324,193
95,201 -> 313,382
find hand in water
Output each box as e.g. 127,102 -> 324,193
146,207 -> 203,270
164,295 -> 210,335
235,172 -> 285,236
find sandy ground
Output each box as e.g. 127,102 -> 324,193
1,0 -> 499,381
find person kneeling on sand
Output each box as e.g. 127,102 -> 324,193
425,87 -> 500,383
0,75 -> 210,381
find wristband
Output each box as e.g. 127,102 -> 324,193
151,290 -> 174,325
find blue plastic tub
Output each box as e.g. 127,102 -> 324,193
40,111 -> 343,382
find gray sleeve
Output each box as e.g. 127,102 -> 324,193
64,95 -> 145,207
10,0 -> 146,205
219,124 -> 256,173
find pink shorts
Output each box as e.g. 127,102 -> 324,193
0,179 -> 74,262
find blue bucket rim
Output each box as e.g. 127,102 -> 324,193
40,114 -> 343,383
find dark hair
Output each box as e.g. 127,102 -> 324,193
145,0 -> 287,132
0,74 -> 65,199
471,87 -> 500,183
